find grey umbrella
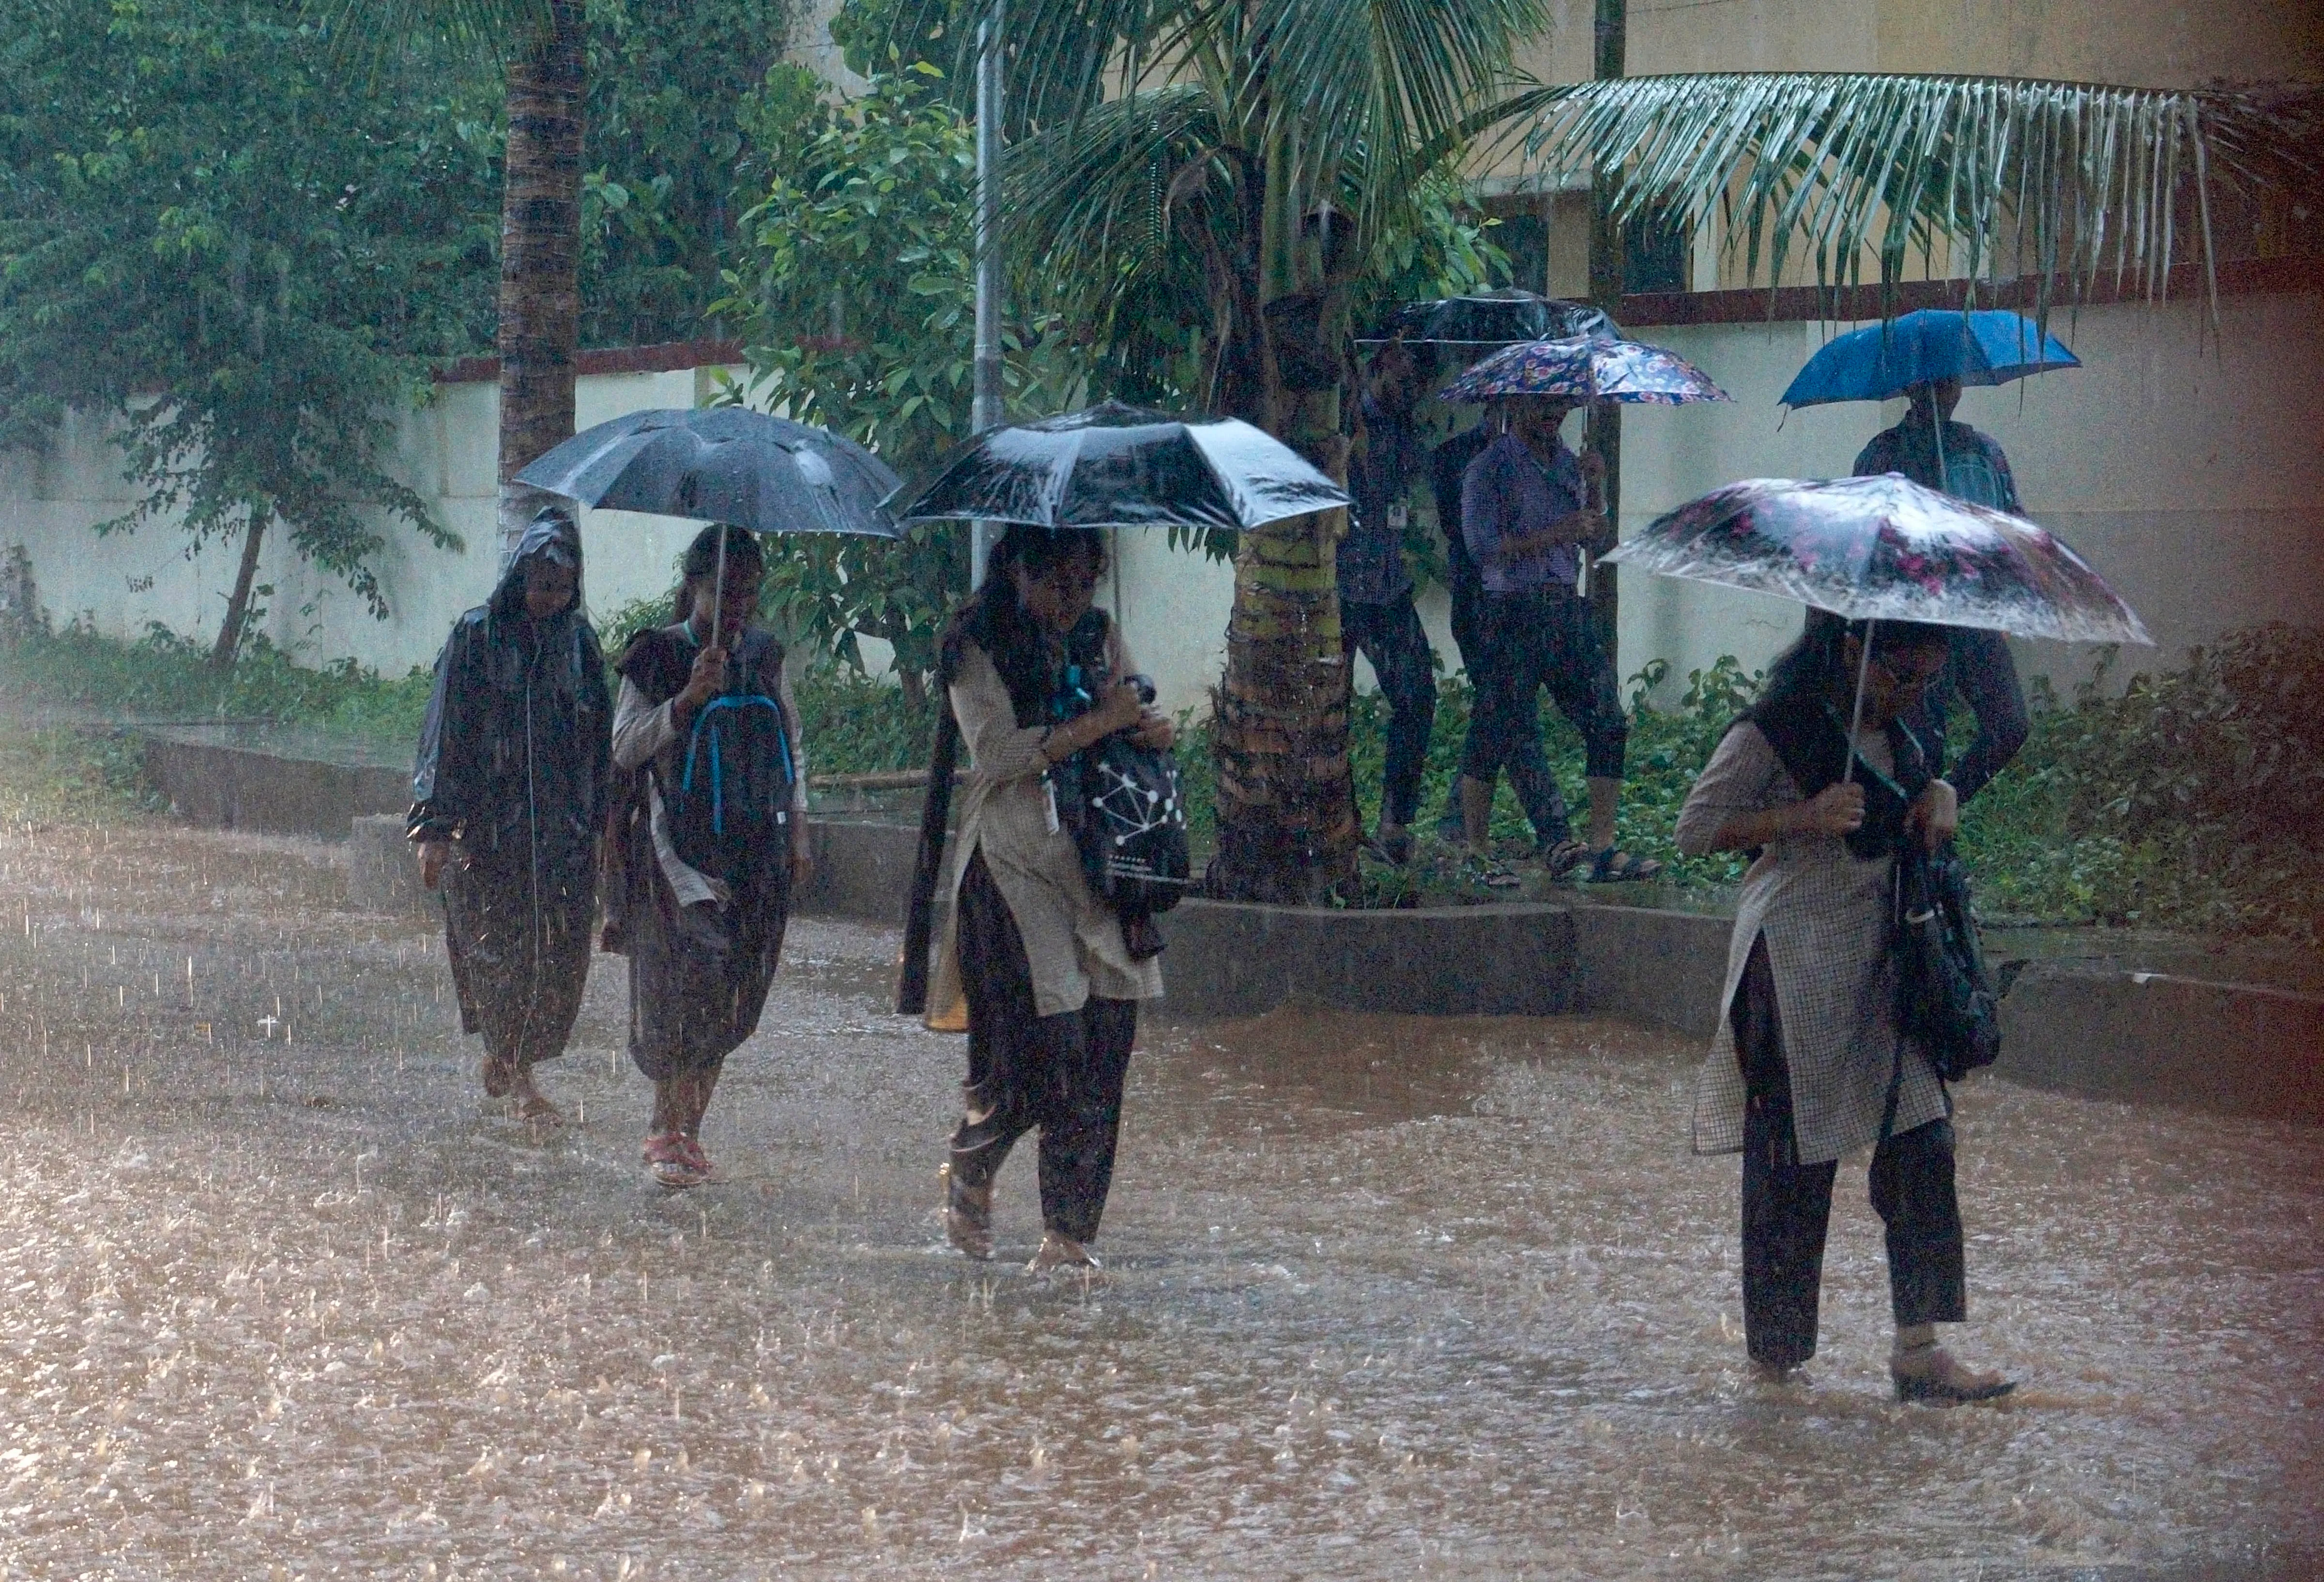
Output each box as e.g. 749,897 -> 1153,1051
515,406 -> 904,646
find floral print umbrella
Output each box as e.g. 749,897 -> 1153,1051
1603,473 -> 2150,645
1439,335 -> 1730,405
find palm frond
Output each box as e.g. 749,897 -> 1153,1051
1515,73 -> 2323,323
306,0 -> 556,75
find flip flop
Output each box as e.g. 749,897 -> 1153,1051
1585,848 -> 1663,883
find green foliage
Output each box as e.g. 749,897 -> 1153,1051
790,666 -> 939,775
1958,624 -> 2324,942
718,61 -> 1094,690
578,0 -> 795,347
0,620 -> 430,734
0,0 -> 497,641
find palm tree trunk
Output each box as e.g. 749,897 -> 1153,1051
1208,147 -> 1360,902
1208,468 -> 1358,903
210,505 -> 268,669
496,0 -> 585,558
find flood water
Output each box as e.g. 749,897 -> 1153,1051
0,809 -> 2318,1579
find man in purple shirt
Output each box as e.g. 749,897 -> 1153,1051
1456,397 -> 1659,882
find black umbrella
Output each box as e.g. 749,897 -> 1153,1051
1356,290 -> 1620,352
896,400 -> 1348,532
515,406 -> 904,646
515,407 -> 903,540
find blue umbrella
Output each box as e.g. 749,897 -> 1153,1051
1780,309 -> 2079,409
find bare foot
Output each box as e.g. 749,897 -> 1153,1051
479,1054 -> 514,1099
506,1069 -> 564,1125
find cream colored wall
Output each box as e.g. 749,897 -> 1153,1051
0,369 -> 744,679
1874,0 -> 2324,84
7,286 -> 2314,720
1611,288 -> 2324,702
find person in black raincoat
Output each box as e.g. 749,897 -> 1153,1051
408,508 -> 611,1122
609,525 -> 812,1189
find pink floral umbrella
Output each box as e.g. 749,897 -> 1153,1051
1439,335 -> 1730,405
1606,474 -> 2149,778
1603,473 -> 2149,645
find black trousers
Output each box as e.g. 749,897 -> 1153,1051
1732,937 -> 1967,1369
951,852 -> 1138,1242
1446,563 -> 1570,844
1341,594 -> 1439,830
1462,585 -> 1629,785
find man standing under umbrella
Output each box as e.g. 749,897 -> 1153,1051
1339,339 -> 1439,865
1852,380 -> 2031,804
1458,396 -> 1659,882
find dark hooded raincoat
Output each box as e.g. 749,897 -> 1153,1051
408,514 -> 612,1073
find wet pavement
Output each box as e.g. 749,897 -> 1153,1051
0,803 -> 2318,1579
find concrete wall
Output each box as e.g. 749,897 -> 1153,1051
0,366 -> 737,681
6,275 -> 2316,717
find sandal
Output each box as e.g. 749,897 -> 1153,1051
1584,847 -> 1663,883
1542,838 -> 1588,880
643,1131 -> 705,1191
941,1162 -> 993,1261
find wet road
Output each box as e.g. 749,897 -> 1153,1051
0,807 -> 2318,1579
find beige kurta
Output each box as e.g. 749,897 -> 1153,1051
1673,720 -> 1947,1165
925,629 -> 1164,1024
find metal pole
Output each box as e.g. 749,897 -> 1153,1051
1583,0 -> 1626,644
969,3 -> 1005,590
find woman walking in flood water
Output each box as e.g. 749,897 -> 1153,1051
912,526 -> 1172,1270
609,525 -> 811,1189
410,507 -> 611,1123
1674,612 -> 2015,1402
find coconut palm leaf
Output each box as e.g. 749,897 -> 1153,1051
309,0 -> 555,70
1509,73 -> 2322,325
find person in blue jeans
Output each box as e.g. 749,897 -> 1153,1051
1854,378 -> 2032,803
1339,339 -> 1439,865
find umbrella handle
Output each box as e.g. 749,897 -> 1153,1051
710,529 -> 727,657
1842,618 -> 1875,785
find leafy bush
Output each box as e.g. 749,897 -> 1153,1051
1958,624 -> 2324,941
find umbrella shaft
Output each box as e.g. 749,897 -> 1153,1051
1841,618 -> 1876,785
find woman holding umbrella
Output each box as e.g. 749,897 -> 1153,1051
1621,467 -> 2149,1401
1674,612 -> 2013,1401
920,526 -> 1173,1271
609,524 -> 813,1189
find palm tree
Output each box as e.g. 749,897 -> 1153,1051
1513,74 -> 2319,327
903,2 -> 2318,903
325,0 -> 587,555
950,0 -> 1557,902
